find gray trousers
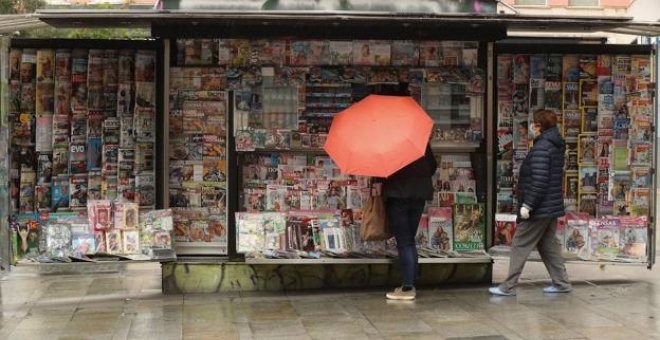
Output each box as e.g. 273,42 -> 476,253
499,217 -> 571,292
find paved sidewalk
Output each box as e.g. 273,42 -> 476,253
0,260 -> 658,339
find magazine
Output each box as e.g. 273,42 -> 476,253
35,115 -> 53,152
565,173 -> 579,200
581,108 -> 598,134
419,41 -> 440,67
565,219 -> 589,259
51,175 -> 70,210
562,55 -> 579,82
596,55 -> 612,76
577,134 -> 596,165
631,167 -> 651,188
37,153 -> 53,184
453,203 -> 485,251
106,229 -> 123,254
494,214 -> 517,246
391,41 -> 418,66
611,139 -> 629,171
513,54 -> 530,84
578,193 -> 597,217
630,142 -> 652,166
69,174 -> 88,208
579,165 -> 597,193
428,207 -> 453,252
19,171 -> 36,212
629,188 -> 651,217
69,143 -> 87,175
562,110 -> 581,138
619,216 -> 647,261
497,54 -> 513,80
543,81 -> 562,111
579,79 -> 598,108
589,218 -> 620,260
563,82 -> 579,110
579,55 -> 597,79
528,78 -> 545,112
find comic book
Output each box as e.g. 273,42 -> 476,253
69,143 -> 87,175
579,55 -> 597,79
565,218 -> 590,259
69,174 -> 88,208
51,175 -> 69,210
19,171 -> 36,212
578,134 -> 596,165
630,142 -> 652,166
631,167 -> 651,188
494,214 -> 517,246
452,203 -> 485,251
618,216 -> 647,261
589,217 -> 620,260
629,188 -> 651,217
579,165 -> 597,193
562,55 -> 580,82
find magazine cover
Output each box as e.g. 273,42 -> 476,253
512,54 -> 530,84
619,216 -> 648,261
371,41 -> 391,66
596,55 -> 612,76
630,114 -> 652,142
629,188 -> 651,217
578,193 -> 597,217
579,55 -> 597,79
88,200 -> 112,230
528,78 -> 545,112
562,55 -> 580,82
497,54 -> 513,80
579,79 -> 598,108
497,189 -> 514,214
579,165 -> 597,193
565,219 -> 589,258
631,55 -> 651,78
37,153 -> 53,184
134,142 -> 154,172
69,144 -> 87,175
71,233 -> 95,255
136,173 -> 155,207
494,214 -> 517,246
611,139 -> 629,171
34,184 -> 53,211
309,40 -> 330,65
87,172 -> 102,201
513,117 -> 529,149
542,54 -> 561,81
391,40 -> 418,66
453,203 -> 485,251
581,108 -> 598,134
577,134 -> 596,165
290,41 -> 311,66
87,138 -> 102,171
87,113 -> 103,138
94,230 -> 107,253
102,117 -> 120,145
609,172 -> 631,215
512,84 -> 529,117
565,173 -> 579,200
562,110 -> 581,139
419,41 -> 440,67
595,136 -> 611,159
630,142 -> 652,166
543,81 -> 562,111
565,142 -> 577,171
69,174 -> 88,208
35,115 -> 53,152
218,39 -> 251,66
427,207 -> 453,252
236,212 -> 265,253
18,170 -> 36,212
106,229 -> 123,254
631,167 -> 651,188
563,82 -> 579,110
589,218 -> 620,260
70,116 -> 87,144
123,230 -> 140,254
51,175 -> 69,210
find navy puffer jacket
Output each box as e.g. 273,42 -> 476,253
518,127 -> 566,220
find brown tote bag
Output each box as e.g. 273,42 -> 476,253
360,179 -> 392,241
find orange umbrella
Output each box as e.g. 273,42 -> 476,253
323,95 -> 433,177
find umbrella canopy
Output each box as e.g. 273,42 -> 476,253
323,95 -> 433,178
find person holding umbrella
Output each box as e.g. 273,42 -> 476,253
489,109 -> 572,296
324,84 -> 437,300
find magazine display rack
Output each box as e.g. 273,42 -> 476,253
494,44 -> 657,267
162,38 -> 491,262
4,39 -> 172,264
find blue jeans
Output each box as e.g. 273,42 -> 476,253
386,197 -> 426,287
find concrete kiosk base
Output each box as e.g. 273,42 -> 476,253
161,259 -> 493,294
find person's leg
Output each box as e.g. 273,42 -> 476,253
386,198 -> 416,288
497,218 -> 550,293
406,199 -> 425,283
537,219 -> 572,292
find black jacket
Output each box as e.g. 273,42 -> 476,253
383,144 -> 438,200
518,127 -> 566,220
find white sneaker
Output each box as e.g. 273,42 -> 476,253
488,287 -> 516,296
386,286 -> 416,300
543,285 -> 572,294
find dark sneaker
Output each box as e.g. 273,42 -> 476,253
386,287 -> 416,300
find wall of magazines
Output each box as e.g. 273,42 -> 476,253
494,45 -> 656,264
166,38 -> 492,259
5,40 -> 176,264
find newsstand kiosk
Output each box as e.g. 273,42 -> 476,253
1,0 -> 659,292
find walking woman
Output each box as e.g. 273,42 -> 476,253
383,143 -> 437,300
489,109 -> 572,296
